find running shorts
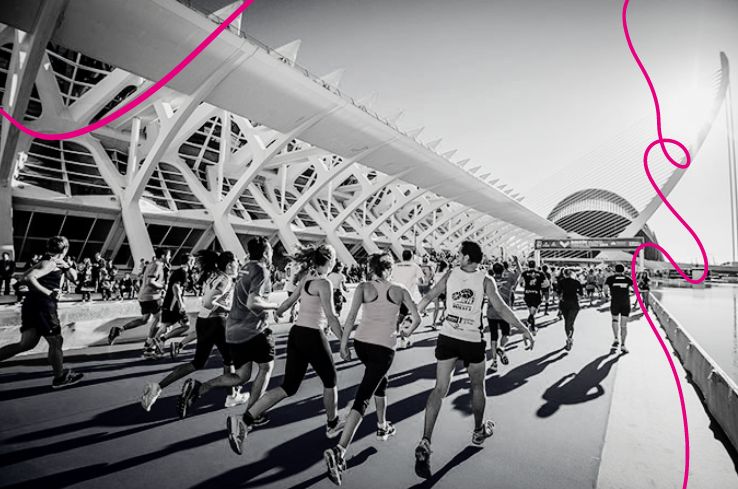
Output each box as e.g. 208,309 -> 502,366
435,334 -> 485,365
418,284 -> 431,296
139,299 -> 162,316
229,329 -> 275,368
524,292 -> 541,309
161,308 -> 189,325
192,316 -> 232,369
21,295 -> 61,337
487,318 -> 510,342
610,301 -> 631,317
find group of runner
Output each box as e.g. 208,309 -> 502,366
0,234 -> 645,485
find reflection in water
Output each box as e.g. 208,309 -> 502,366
657,284 -> 738,384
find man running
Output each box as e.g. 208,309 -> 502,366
605,264 -> 633,354
150,254 -> 192,356
520,260 -> 546,335
486,256 -> 522,374
540,264 -> 552,315
585,268 -> 598,306
178,238 -> 278,419
0,236 -> 83,388
108,249 -> 170,353
391,249 -> 423,348
409,241 -> 534,479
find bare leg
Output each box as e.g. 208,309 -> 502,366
611,316 -> 619,341
246,384 -> 286,419
45,335 -> 65,378
200,362 -> 254,396
422,359 -> 455,441
0,330 -> 41,363
620,317 -> 628,346
468,361 -> 487,429
246,361 -> 271,410
323,386 -> 338,421
338,409 -> 363,450
159,362 -> 196,389
375,395 -> 387,426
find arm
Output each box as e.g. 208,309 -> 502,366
276,275 -> 308,316
147,264 -> 165,289
315,278 -> 342,339
172,283 -> 184,309
26,260 -> 58,297
399,287 -> 422,337
245,267 -> 279,312
417,269 -> 452,312
485,276 -> 534,349
340,282 -> 365,359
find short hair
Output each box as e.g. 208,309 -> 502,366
492,262 -> 504,275
247,237 -> 269,260
47,236 -> 69,254
615,264 -> 625,273
217,251 -> 236,272
402,249 -> 413,261
460,241 -> 483,264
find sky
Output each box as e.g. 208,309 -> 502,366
238,0 -> 738,264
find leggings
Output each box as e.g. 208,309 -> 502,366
192,316 -> 232,369
487,318 -> 510,342
351,340 -> 395,416
559,302 -> 579,337
282,325 -> 336,396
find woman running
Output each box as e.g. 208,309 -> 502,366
324,252 -> 420,486
557,268 -> 584,351
226,244 -> 345,455
141,251 -> 248,411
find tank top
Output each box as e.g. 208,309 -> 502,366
29,257 -> 64,299
294,279 -> 328,330
354,280 -> 402,350
440,268 -> 487,343
198,273 -> 233,319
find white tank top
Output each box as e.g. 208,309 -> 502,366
440,268 -> 487,343
354,280 -> 402,350
294,279 -> 328,331
198,273 -> 233,319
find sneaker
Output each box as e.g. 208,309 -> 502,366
326,417 -> 345,439
565,337 -> 573,351
610,341 -> 620,353
227,415 -> 248,455
620,345 -> 629,354
170,341 -> 183,359
471,420 -> 495,445
178,378 -> 201,419
51,369 -> 84,389
376,422 -> 397,441
487,360 -> 498,375
324,446 -> 347,486
108,326 -> 122,345
252,414 -> 270,427
141,382 -> 162,411
225,389 -> 250,408
414,438 -> 432,479
496,348 -> 509,365
153,337 -> 165,355
142,344 -> 160,359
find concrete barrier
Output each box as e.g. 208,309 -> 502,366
651,296 -> 738,452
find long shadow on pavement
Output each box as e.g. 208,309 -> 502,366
408,446 -> 484,489
536,352 -> 621,418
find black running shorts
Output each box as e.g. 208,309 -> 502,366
161,308 -> 189,325
139,299 -> 162,316
487,318 -> 510,342
610,301 -> 631,317
229,329 -> 275,368
524,292 -> 541,309
192,316 -> 232,369
21,295 -> 61,337
435,334 -> 485,365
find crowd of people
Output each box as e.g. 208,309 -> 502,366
0,234 -> 650,486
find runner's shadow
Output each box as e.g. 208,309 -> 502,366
536,352 -> 621,418
408,446 -> 484,489
486,348 -> 567,397
283,447 -> 379,489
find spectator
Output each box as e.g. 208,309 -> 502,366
1,252 -> 15,295
99,268 -> 113,301
120,272 -> 135,300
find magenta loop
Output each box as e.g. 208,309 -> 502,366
646,138 -> 692,169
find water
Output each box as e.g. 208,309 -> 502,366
654,284 -> 738,385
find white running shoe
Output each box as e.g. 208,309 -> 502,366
141,382 -> 162,411
326,417 -> 345,439
225,389 -> 250,408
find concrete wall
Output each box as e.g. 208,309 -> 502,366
651,296 -> 738,452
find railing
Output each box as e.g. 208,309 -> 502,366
651,296 -> 738,452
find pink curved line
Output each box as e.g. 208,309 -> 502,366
0,0 -> 253,140
623,1 -> 711,488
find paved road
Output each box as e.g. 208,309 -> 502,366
0,301 -> 627,489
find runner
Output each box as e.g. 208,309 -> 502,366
635,271 -> 651,311
520,260 -> 546,335
557,268 -> 584,351
177,237 -> 278,419
283,259 -> 299,322
585,268 -> 598,306
226,244 -> 345,455
431,258 -> 449,328
327,262 -> 349,317
107,249 -> 170,353
596,268 -> 607,300
140,251 -> 249,411
605,264 -> 634,354
419,255 -> 435,301
0,236 -> 83,388
323,252 -> 421,486
409,241 -> 534,479
540,264 -> 552,315
486,256 -> 522,374
391,249 -> 423,347
149,254 -> 192,357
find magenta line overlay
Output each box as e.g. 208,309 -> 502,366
623,1 -> 710,488
0,0 -> 254,140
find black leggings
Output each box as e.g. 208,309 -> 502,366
282,325 -> 337,396
559,302 -> 579,337
487,318 -> 510,342
192,316 -> 231,369
351,340 -> 395,416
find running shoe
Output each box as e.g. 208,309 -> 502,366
141,382 -> 162,411
225,389 -> 250,408
227,415 -> 248,455
178,378 -> 201,419
170,341 -> 183,359
620,345 -> 629,354
471,420 -> 495,446
565,337 -> 573,351
108,326 -> 122,345
324,446 -> 347,486
252,414 -> 270,427
610,341 -> 620,353
486,360 -> 498,375
51,369 -> 84,389
414,438 -> 432,479
142,344 -> 160,359
496,348 -> 509,365
376,422 -> 397,441
326,417 -> 345,439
